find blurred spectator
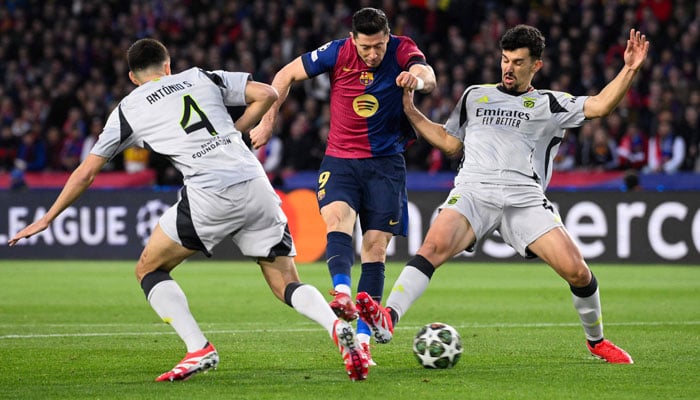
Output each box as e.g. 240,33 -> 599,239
81,117 -> 102,163
604,112 -> 626,143
281,112 -> 322,174
123,147 -> 150,174
59,127 -> 84,172
677,107 -> 699,171
15,131 -> 47,172
45,127 -> 64,171
0,0 -> 698,179
61,107 -> 87,139
553,131 -> 578,172
254,134 -> 284,185
645,120 -> 686,174
623,169 -> 642,192
0,126 -> 19,172
580,125 -> 619,171
617,123 -> 648,170
0,98 -> 15,127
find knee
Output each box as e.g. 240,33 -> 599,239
418,240 -> 447,261
362,240 -> 388,260
563,260 -> 591,287
323,215 -> 343,232
361,232 -> 391,261
135,257 -> 170,283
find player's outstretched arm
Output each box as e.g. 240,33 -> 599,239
584,29 -> 649,119
402,88 -> 462,157
235,81 -> 279,134
8,154 -> 107,246
396,64 -> 436,93
249,57 -> 309,149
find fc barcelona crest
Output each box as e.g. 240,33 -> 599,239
359,71 -> 374,86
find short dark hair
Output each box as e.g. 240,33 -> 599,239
351,7 -> 389,37
500,24 -> 545,59
127,38 -> 169,72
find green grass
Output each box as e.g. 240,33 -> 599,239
1,261 -> 698,399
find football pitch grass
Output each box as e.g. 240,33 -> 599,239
1,260 -> 698,399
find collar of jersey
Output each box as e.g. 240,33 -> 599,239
496,84 -> 535,96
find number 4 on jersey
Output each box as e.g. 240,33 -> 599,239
180,94 -> 217,136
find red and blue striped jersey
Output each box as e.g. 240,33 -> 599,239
301,35 -> 427,158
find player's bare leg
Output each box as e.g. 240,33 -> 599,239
530,228 -> 633,364
136,224 -> 219,381
321,201 -> 360,321
259,256 -> 369,380
362,210 -> 475,343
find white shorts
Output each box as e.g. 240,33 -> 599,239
159,177 -> 296,258
439,182 -> 563,257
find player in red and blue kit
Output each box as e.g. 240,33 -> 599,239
251,7 -> 436,364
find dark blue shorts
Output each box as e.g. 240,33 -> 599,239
316,154 -> 408,236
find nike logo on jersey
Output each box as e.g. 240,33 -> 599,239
389,219 -> 399,226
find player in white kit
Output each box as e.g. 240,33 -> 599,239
8,39 -> 369,381
356,25 -> 649,364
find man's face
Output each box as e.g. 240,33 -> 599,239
351,31 -> 389,68
500,48 -> 541,91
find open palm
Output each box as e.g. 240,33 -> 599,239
624,29 -> 650,71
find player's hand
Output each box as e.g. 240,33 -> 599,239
249,122 -> 273,150
624,29 -> 649,72
402,87 -> 417,114
8,219 -> 49,246
395,71 -> 423,91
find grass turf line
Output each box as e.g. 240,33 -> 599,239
0,261 -> 698,399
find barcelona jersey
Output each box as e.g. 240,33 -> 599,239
301,35 -> 427,158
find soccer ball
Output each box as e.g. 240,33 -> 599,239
413,322 -> 463,369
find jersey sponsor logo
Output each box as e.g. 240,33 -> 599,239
476,96 -> 489,103
191,136 -> 232,159
475,107 -> 531,128
353,94 -> 379,117
523,96 -> 536,108
475,107 -> 531,119
359,71 -> 374,86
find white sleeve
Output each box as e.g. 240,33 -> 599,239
209,70 -> 250,107
443,88 -> 470,141
549,91 -> 588,129
89,105 -> 137,160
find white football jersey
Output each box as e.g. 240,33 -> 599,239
444,84 -> 587,189
91,67 -> 265,190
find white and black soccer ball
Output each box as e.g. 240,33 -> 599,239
413,322 -> 463,369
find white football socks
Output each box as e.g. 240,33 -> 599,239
572,288 -> 604,341
290,284 -> 338,337
147,279 -> 208,352
385,265 -> 431,322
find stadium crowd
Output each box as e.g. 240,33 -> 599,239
1,0 -> 699,186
